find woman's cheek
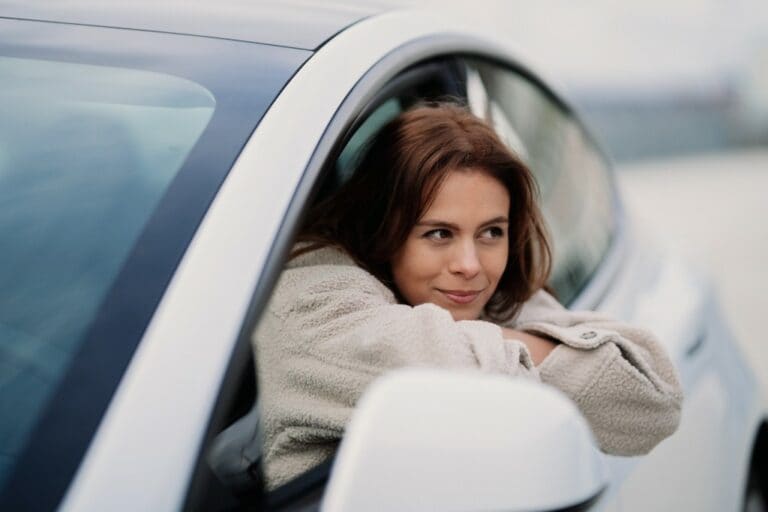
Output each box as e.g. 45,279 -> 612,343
483,245 -> 508,282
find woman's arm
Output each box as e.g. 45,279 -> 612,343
509,289 -> 683,456
267,263 -> 539,381
255,260 -> 541,488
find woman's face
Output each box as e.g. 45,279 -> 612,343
391,168 -> 510,321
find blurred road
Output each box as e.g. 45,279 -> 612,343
618,149 -> 768,393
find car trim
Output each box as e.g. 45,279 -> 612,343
554,485 -> 607,512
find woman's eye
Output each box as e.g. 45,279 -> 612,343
480,226 -> 505,239
424,229 -> 452,241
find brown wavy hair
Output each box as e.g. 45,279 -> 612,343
295,101 -> 551,322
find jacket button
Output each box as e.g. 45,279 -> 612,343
580,331 -> 597,340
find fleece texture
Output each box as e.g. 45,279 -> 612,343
253,245 -> 683,489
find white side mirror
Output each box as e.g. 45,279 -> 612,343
322,369 -> 607,512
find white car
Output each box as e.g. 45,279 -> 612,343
0,2 -> 765,511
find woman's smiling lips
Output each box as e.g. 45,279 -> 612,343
438,288 -> 483,304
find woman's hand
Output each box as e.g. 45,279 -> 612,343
501,327 -> 558,366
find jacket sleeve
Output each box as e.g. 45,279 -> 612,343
272,264 -> 538,384
255,261 -> 539,487
511,290 -> 683,456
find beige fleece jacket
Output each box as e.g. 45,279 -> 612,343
253,245 -> 683,490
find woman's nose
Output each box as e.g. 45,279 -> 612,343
448,240 -> 481,278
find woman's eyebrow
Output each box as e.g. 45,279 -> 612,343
479,216 -> 509,227
417,220 -> 460,230
417,216 -> 509,229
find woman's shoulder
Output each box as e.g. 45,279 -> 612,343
273,243 -> 396,304
285,242 -> 356,269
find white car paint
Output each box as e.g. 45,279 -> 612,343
322,369 -> 607,512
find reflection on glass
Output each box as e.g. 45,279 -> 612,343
0,56 -> 215,485
467,59 -> 614,303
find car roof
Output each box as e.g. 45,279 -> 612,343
0,0 -> 389,50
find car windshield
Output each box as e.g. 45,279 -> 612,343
0,56 -> 216,485
0,19 -> 309,504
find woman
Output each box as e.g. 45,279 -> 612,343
253,102 -> 683,490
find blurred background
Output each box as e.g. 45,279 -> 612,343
395,0 -> 768,389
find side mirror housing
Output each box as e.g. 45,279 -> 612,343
322,369 -> 607,511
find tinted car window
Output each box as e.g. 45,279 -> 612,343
336,97 -> 402,181
0,18 -> 309,509
0,56 -> 215,487
462,58 -> 615,304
